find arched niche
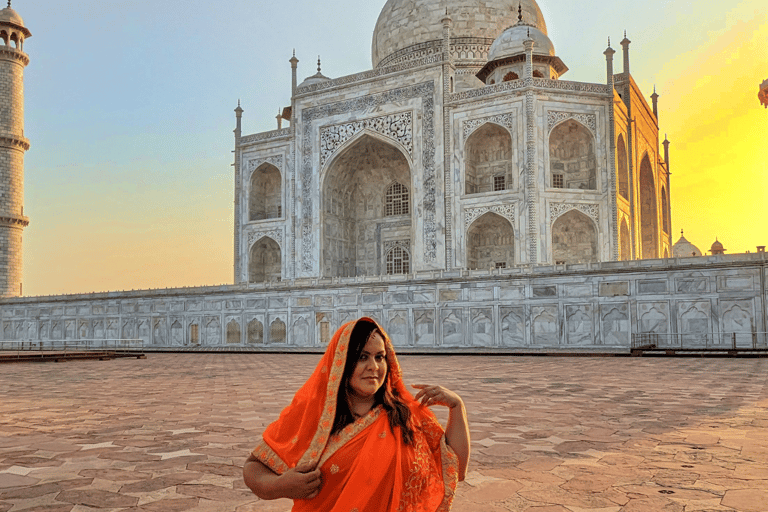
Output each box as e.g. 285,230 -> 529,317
617,134 -> 629,199
661,185 -> 669,234
552,210 -> 598,264
639,155 -> 658,259
619,218 -> 631,261
321,133 -> 412,278
549,120 -> 596,190
249,163 -> 281,221
249,236 -> 281,283
466,212 -> 515,269
464,123 -> 512,195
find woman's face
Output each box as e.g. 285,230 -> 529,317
348,331 -> 387,400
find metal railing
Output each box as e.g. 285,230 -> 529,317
631,332 -> 768,351
0,339 -> 144,357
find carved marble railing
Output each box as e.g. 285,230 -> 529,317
294,55 -> 443,96
448,78 -> 611,103
239,128 -> 291,146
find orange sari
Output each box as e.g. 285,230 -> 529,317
252,318 -> 459,511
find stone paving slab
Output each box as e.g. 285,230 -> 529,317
1,354 -> 767,511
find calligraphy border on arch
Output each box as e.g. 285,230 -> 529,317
464,203 -> 515,228
247,154 -> 283,177
247,228 -> 284,250
549,202 -> 599,225
546,111 -> 597,134
319,112 -> 413,168
301,81 -> 436,272
462,112 -> 515,141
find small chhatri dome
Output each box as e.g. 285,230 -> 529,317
298,56 -> 330,88
672,230 -> 703,258
487,21 -> 555,61
710,238 -> 726,255
0,3 -> 30,36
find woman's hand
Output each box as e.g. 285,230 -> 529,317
412,384 -> 462,409
243,456 -> 322,500
277,463 -> 323,500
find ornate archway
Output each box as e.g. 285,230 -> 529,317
321,134 -> 412,277
249,237 -> 281,283
549,120 -> 596,190
465,123 -> 513,194
466,212 -> 515,269
552,210 -> 598,264
639,155 -> 658,259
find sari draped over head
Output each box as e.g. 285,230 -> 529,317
252,317 -> 459,512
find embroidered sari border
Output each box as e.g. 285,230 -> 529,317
319,406 -> 383,468
437,437 -> 459,512
252,440 -> 290,475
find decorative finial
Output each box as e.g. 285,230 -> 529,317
608,36 -> 611,47
7,1 -> 10,8
293,49 -> 296,57
624,30 -> 627,38
317,56 -> 321,73
445,7 -> 448,15
681,229 -> 684,236
527,28 -> 530,38
238,99 -> 241,107
518,3 -> 522,22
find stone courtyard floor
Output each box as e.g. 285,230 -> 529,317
1,354 -> 767,512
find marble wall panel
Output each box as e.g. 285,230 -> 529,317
469,287 -> 494,302
637,279 -> 667,295
637,302 -> 670,334
170,319 -> 184,346
677,301 -> 712,345
246,316 -> 265,345
717,275 -> 757,292
676,277 -> 709,294
338,310 -> 359,328
387,310 -> 409,346
438,289 -> 462,302
292,315 -> 311,346
315,312 -> 332,345
566,304 -> 593,345
599,281 -> 629,297
471,308 -> 494,346
532,305 -> 559,345
532,285 -> 557,298
600,304 -> 629,346
153,318 -> 167,346
441,309 -> 465,347
414,309 -> 435,346
246,299 -> 267,309
720,300 -> 756,347
563,284 -> 592,298
500,307 -> 525,346
268,314 -> 288,344
205,316 -> 222,345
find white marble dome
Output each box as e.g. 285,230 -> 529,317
672,233 -> 703,258
0,7 -> 25,27
488,22 -> 554,61
371,0 -> 548,68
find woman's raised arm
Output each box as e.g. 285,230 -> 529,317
412,384 -> 471,481
243,454 -> 323,500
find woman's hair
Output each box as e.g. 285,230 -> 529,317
331,320 -> 414,445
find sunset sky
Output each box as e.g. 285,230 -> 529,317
20,0 -> 767,296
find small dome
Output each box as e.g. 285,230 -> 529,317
710,239 -> 725,254
0,7 -> 23,26
298,71 -> 330,88
487,22 -> 554,61
672,232 -> 702,258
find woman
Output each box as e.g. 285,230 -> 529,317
243,317 -> 470,511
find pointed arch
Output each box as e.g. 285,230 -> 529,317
639,154 -> 658,259
249,236 -> 281,283
247,318 -> 264,344
661,185 -> 669,234
617,134 -> 629,199
465,123 -> 512,195
270,318 -> 286,344
226,319 -> 241,344
321,133 -> 412,278
552,209 -> 598,264
466,212 -> 515,269
249,163 -> 281,221
549,119 -> 596,190
619,217 -> 631,261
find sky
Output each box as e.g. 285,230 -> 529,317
18,0 -> 768,296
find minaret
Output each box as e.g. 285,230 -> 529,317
0,1 -> 30,297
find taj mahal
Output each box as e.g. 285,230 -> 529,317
0,1 -> 766,350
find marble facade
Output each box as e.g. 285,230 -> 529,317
2,254 -> 766,350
